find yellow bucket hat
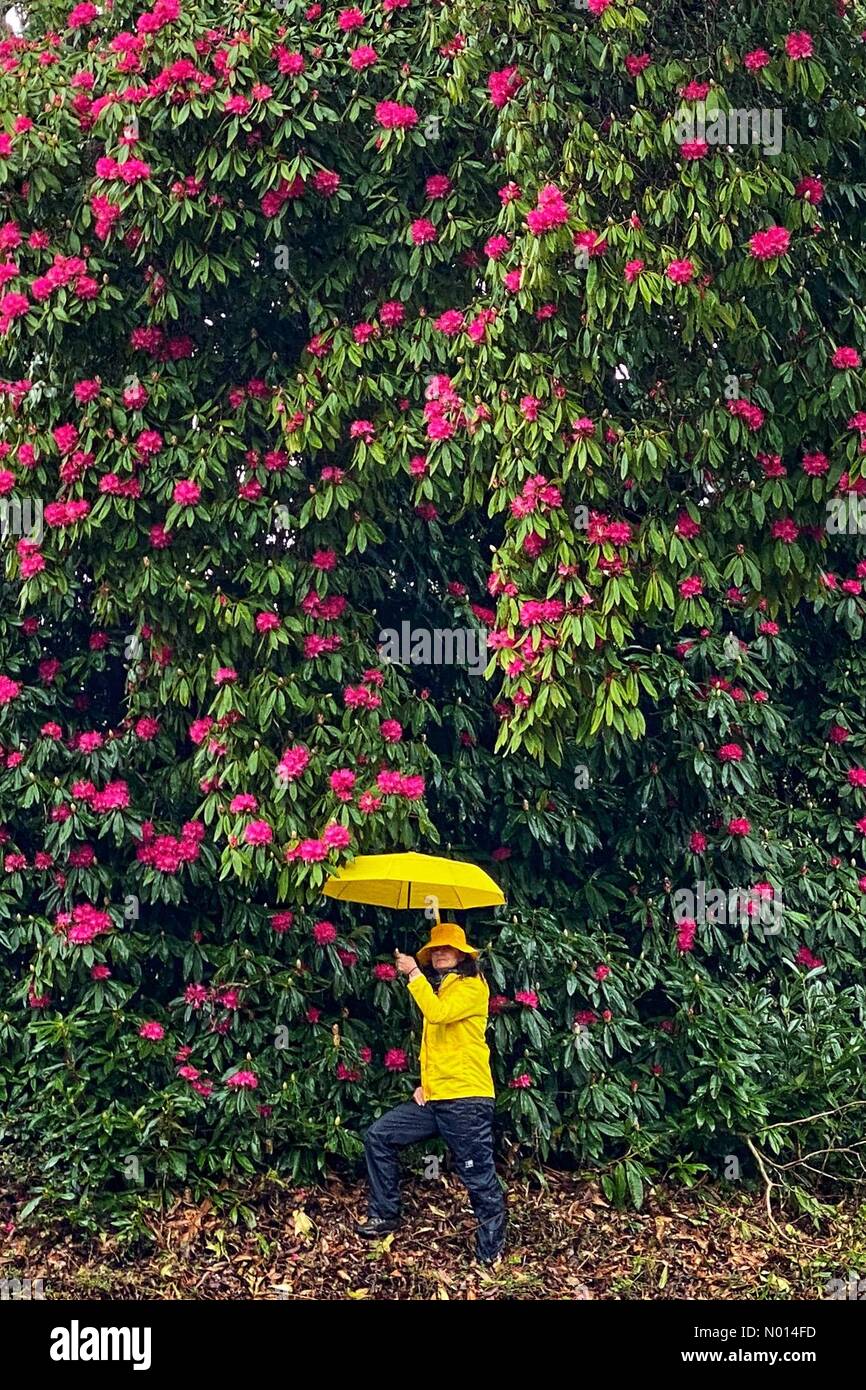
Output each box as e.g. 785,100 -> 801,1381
416,921 -> 480,966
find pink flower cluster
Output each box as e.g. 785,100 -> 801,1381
91,194 -> 122,239
519,598 -> 564,626
676,917 -> 697,953
510,475 -> 562,518
56,902 -> 112,945
525,183 -> 570,236
717,743 -> 744,763
375,101 -> 418,129
374,770 -> 425,799
728,398 -> 765,431
423,374 -> 467,442
260,174 -> 319,216
286,822 -> 353,863
0,674 -> 21,705
587,513 -> 632,545
277,744 -> 310,781
95,155 -> 152,184
70,778 -> 130,814
749,225 -> 791,260
32,252 -> 98,302
136,820 -> 205,874
795,946 -> 824,970
226,1069 -> 258,1090
44,499 -> 91,528
488,66 -> 523,109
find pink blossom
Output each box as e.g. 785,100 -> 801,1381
488,66 -> 523,109
277,745 -> 310,781
226,1069 -> 258,1089
375,101 -> 418,129
379,300 -> 405,329
785,32 -> 813,61
749,226 -> 791,261
322,822 -> 351,849
666,259 -> 695,284
329,768 -> 356,801
350,44 -> 378,70
718,743 -> 743,763
173,479 -> 201,506
771,518 -> 800,544
0,675 -> 22,705
679,575 -> 704,599
795,176 -> 824,205
425,174 -> 452,199
68,2 -> 99,27
795,946 -> 823,970
410,218 -> 437,246
676,918 -> 697,953
298,839 -> 327,861
313,919 -> 337,946
744,48 -> 770,71
244,820 -> 273,845
525,182 -> 571,237
832,347 -> 861,370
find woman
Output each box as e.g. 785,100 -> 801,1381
356,921 -> 506,1266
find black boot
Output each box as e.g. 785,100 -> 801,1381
355,1216 -> 399,1238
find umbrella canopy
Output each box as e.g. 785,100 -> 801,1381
322,851 -> 505,912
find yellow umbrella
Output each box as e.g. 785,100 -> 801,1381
323,851 -> 505,914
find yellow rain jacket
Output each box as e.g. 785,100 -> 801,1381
408,971 -> 494,1100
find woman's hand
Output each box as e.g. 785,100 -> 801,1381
394,950 -> 418,976
412,1086 -> 426,1106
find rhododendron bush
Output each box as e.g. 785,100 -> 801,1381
2,0 -> 866,1222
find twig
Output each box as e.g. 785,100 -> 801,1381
744,1136 -> 781,1232
761,1101 -> 866,1132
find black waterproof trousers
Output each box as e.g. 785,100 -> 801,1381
363,1097 -> 506,1262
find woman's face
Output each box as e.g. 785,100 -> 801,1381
430,946 -> 462,971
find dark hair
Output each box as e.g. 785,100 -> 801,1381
422,953 -> 484,992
